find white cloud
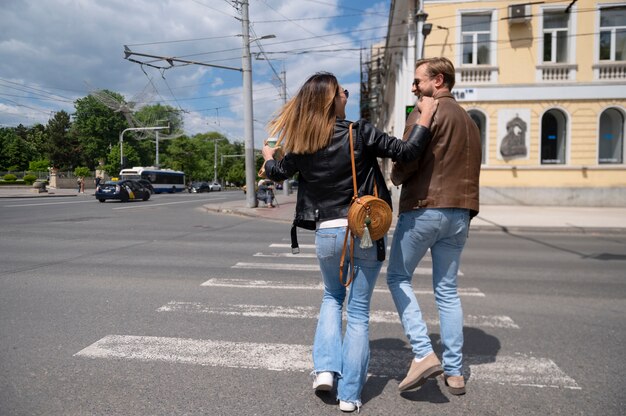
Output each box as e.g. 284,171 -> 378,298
1,0 -> 390,146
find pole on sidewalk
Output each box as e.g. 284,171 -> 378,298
241,0 -> 257,208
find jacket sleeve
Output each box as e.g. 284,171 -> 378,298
360,120 -> 432,163
264,153 -> 298,182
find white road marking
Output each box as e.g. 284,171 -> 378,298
113,197 -> 226,210
157,301 -> 519,329
75,335 -> 578,389
4,200 -> 94,207
200,278 -> 484,296
254,252 -> 318,258
232,262 -> 460,276
270,243 -> 316,249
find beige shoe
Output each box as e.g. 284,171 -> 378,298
398,352 -> 443,391
443,374 -> 466,395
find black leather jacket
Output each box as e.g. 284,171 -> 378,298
265,118 -> 432,230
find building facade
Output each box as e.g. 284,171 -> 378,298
365,0 -> 626,206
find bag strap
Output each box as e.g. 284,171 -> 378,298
340,124 -> 360,287
348,123 -> 378,199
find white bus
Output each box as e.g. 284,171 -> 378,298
119,166 -> 186,194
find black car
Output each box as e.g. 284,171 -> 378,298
95,179 -> 151,203
136,179 -> 155,194
189,181 -> 211,193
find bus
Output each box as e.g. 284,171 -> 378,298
119,166 -> 186,194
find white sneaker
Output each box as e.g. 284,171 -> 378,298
339,401 -> 357,412
312,371 -> 334,391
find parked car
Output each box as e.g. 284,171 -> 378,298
95,179 -> 151,203
189,181 -> 210,193
136,179 -> 155,194
208,182 -> 222,191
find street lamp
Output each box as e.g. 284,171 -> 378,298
119,125 -> 169,167
415,8 -> 429,59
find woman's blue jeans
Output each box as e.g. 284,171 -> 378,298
386,208 -> 469,376
314,226 -> 383,406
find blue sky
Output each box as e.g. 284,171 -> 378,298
0,0 -> 390,146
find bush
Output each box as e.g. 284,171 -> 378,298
23,174 -> 38,185
3,174 -> 17,182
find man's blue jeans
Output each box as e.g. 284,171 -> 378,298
386,208 -> 469,376
314,226 -> 383,406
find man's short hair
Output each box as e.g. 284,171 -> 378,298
416,57 -> 455,90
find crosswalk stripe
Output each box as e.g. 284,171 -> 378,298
75,335 -> 579,389
157,302 -> 519,329
200,278 -> 484,296
232,262 -> 458,276
254,252 -> 318,258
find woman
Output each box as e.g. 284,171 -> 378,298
262,72 -> 437,412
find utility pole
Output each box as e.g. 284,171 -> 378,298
241,0 -> 257,208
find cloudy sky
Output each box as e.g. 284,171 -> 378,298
0,0 -> 390,146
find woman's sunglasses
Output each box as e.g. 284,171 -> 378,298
343,89 -> 349,98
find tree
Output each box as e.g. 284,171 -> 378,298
46,110 -> 78,169
134,104 -> 184,166
72,92 -> 129,169
0,127 -> 30,170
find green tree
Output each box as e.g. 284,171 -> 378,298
46,110 -> 79,169
72,92 -> 128,169
133,104 -> 184,166
0,127 -> 30,170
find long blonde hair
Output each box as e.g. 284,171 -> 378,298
268,72 -> 340,154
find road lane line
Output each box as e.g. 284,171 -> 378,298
253,252 -> 318,258
4,200 -> 94,207
157,301 -> 519,329
75,335 -> 578,389
200,278 -> 483,296
113,197 -> 226,210
232,262 -> 459,276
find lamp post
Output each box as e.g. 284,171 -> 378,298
119,125 -> 169,167
415,6 -> 429,59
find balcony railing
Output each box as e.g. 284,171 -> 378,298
593,62 -> 626,80
536,64 -> 577,81
457,66 -> 498,83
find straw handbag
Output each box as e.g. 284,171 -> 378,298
339,123 -> 392,287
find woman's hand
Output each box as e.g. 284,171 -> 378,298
262,143 -> 277,161
416,96 -> 438,128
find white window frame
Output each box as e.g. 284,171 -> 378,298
456,9 -> 498,83
536,5 -> 578,81
467,108 -> 489,165
539,107 -> 571,165
597,106 -> 626,165
597,3 -> 626,61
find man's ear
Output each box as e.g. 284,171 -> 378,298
434,73 -> 445,88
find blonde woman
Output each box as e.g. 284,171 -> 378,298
262,72 -> 437,412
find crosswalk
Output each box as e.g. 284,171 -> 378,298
74,237 -> 580,391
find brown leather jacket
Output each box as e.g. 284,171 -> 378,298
391,91 -> 481,217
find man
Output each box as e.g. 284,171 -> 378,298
387,57 -> 481,396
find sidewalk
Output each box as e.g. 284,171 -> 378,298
2,186 -> 625,233
202,191 -> 626,234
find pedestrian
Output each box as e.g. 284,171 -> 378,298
256,180 -> 275,208
95,176 -> 101,188
387,57 -> 481,396
261,72 -> 437,412
76,177 -> 82,193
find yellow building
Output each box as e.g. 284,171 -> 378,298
366,0 -> 626,206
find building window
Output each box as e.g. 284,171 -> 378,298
541,109 -> 567,164
600,7 -> 626,61
543,11 -> 569,63
599,108 -> 624,164
462,14 -> 492,65
469,110 -> 487,164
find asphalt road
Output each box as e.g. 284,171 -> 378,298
0,191 -> 624,415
